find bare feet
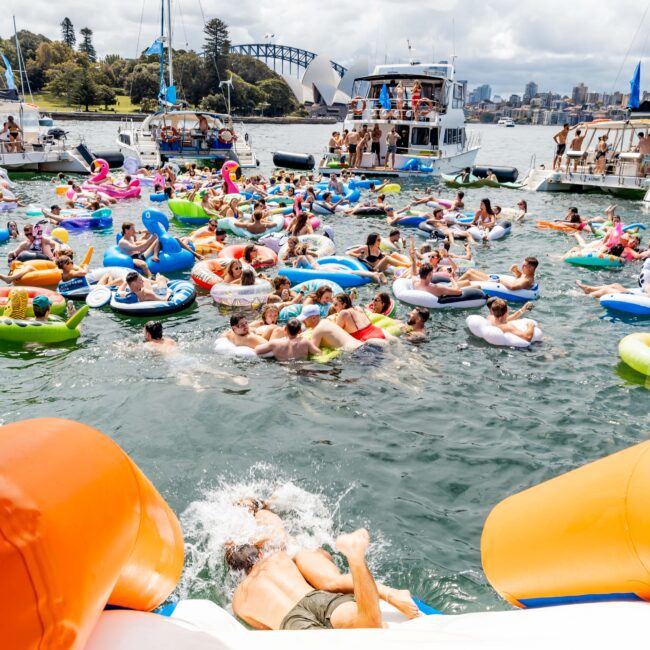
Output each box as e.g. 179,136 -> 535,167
335,528 -> 370,559
384,587 -> 420,619
575,280 -> 591,294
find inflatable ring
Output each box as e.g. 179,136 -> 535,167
217,244 -> 278,270
279,234 -> 335,260
600,289 -> 650,316
214,337 -> 257,357
160,126 -> 179,143
349,96 -> 366,115
10,260 -> 62,287
218,128 -> 236,145
0,286 -> 66,316
415,98 -> 434,117
278,255 -> 371,288
210,280 -> 272,308
392,278 -> 486,309
466,314 -> 542,348
476,275 -> 540,303
109,280 -> 196,317
0,305 -> 89,343
190,258 -> 254,290
619,332 -> 650,376
278,279 -> 344,321
565,253 -> 625,268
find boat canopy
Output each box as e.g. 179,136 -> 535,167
144,111 -> 230,130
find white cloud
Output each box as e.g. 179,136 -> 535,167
6,0 -> 650,95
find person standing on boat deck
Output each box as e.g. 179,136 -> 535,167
636,132 -> 650,176
553,124 -> 571,171
566,128 -> 586,172
595,135 -> 608,174
385,127 -> 401,169
370,125 -> 382,166
346,129 -> 359,168
355,125 -> 369,168
395,81 -> 405,119
410,82 -> 421,120
196,114 -> 209,138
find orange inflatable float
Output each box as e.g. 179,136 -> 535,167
536,220 -> 583,232
0,418 -> 184,650
9,259 -> 62,286
189,232 -> 225,255
218,244 -> 278,270
482,439 -> 650,608
190,258 -> 253,289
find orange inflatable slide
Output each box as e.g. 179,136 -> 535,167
0,418 -> 184,650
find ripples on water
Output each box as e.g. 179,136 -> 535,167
0,122 -> 648,613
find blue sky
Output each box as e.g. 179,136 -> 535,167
6,0 -> 650,96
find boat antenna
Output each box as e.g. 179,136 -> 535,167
452,18 -> 457,73
407,39 -> 414,64
13,16 -> 33,103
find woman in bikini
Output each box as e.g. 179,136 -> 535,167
332,293 -> 394,343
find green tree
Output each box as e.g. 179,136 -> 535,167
72,64 -> 97,110
228,72 -> 265,115
127,63 -> 159,104
46,60 -> 83,104
95,84 -> 117,110
258,78 -> 298,116
79,27 -> 96,63
61,17 -> 75,49
228,53 -> 275,84
173,50 -> 209,106
203,18 -> 230,83
199,93 -> 227,113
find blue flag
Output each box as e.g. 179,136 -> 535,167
165,85 -> 177,106
145,39 -> 164,56
379,83 -> 391,110
629,61 -> 641,109
0,53 -> 15,90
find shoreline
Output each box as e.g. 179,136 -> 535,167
49,111 -> 338,125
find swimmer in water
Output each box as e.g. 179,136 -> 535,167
143,320 -> 177,353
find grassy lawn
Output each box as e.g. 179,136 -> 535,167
31,92 -> 141,114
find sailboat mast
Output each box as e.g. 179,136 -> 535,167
167,0 -> 174,87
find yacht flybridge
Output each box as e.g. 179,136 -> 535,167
525,119 -> 650,200
318,61 -> 480,177
117,0 -> 258,170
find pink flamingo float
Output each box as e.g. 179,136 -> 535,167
82,159 -> 141,200
220,160 -> 241,196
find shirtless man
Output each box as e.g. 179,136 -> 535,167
118,222 -> 158,277
413,263 -> 463,297
385,127 -> 400,169
119,271 -> 170,302
403,307 -> 429,342
355,125 -> 369,168
346,129 -> 359,168
566,129 -> 586,172
143,320 -> 177,353
255,318 -> 321,361
553,124 -> 571,171
328,173 -> 344,196
457,257 -> 538,290
228,528 -> 384,630
223,313 -> 267,350
487,298 -> 536,343
637,132 -> 650,176
370,125 -> 382,166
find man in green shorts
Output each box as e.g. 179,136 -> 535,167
227,529 -> 386,630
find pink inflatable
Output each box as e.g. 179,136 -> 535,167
220,161 -> 240,195
83,159 -> 141,200
284,215 -> 321,230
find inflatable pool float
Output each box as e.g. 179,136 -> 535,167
219,214 -> 285,240
218,244 -> 278,270
348,206 -> 387,217
442,173 -> 499,188
312,201 -> 346,215
3,418 -> 650,648
91,280 -> 196,317
468,221 -> 512,242
0,286 -> 66,316
367,298 -> 397,318
392,278 -> 486,309
348,178 -> 384,189
565,252 -> 625,268
278,234 -> 336,260
58,208 -> 113,230
210,279 -> 272,308
474,275 -> 540,303
278,279 -> 344,320
466,315 -> 542,348
10,260 -> 62,287
190,259 -> 254,290
188,231 -> 224,255
82,159 -> 141,199
619,332 -> 650,375
0,200 -> 17,211
366,311 -> 403,336
278,256 -> 371,288
213,337 -> 258,357
103,210 -> 195,275
57,267 -> 131,300
0,305 -> 89,343
599,289 -> 650,316
168,198 -> 210,224
536,220 -> 582,233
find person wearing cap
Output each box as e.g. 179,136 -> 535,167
254,318 -> 321,361
32,295 -> 53,322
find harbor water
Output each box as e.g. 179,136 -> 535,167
0,122 -> 648,613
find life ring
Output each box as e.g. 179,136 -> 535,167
218,128 -> 236,145
415,98 -> 434,117
160,126 -> 179,143
349,96 -> 366,116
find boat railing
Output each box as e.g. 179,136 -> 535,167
561,149 -> 649,184
346,97 -> 445,122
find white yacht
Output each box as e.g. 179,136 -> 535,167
524,119 -> 650,200
0,96 -> 91,173
318,60 -> 480,177
117,111 -> 258,171
497,117 -> 515,127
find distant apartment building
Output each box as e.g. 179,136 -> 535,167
468,84 -> 491,104
509,94 -> 522,107
572,83 -> 588,105
523,81 -> 538,103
